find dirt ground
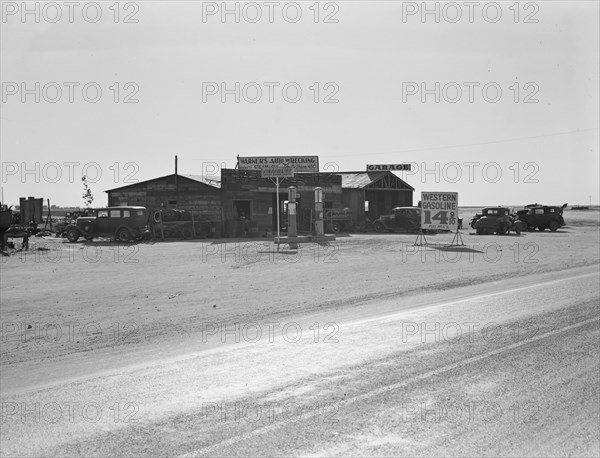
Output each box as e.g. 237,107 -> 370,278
0,209 -> 598,457
1,209 -> 598,369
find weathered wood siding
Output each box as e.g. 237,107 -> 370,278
107,176 -> 222,234
220,169 -> 343,236
341,188 -> 366,222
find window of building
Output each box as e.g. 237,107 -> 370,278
168,200 -> 177,205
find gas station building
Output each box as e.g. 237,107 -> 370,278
106,158 -> 414,238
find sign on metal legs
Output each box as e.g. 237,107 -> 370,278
420,191 -> 459,232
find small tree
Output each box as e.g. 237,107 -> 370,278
82,176 -> 94,208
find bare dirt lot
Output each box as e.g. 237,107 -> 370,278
1,209 -> 599,456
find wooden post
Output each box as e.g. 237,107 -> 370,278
276,177 -> 281,250
44,198 -> 52,230
220,207 -> 224,237
159,210 -> 165,241
191,212 -> 197,238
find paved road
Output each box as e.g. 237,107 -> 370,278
1,265 -> 598,457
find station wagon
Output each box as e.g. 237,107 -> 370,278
64,206 -> 149,242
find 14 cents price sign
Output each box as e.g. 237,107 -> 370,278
420,192 -> 459,231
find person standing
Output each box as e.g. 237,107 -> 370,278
22,231 -> 29,251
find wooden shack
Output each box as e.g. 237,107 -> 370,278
340,171 -> 414,222
105,174 -> 222,235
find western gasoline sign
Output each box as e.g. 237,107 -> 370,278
420,191 -> 458,231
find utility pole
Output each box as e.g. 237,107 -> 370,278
175,155 -> 179,204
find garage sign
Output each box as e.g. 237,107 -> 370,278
420,191 -> 458,231
367,164 -> 411,172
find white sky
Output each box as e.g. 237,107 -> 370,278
1,0 -> 598,207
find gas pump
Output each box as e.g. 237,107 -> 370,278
287,187 -> 298,249
314,187 -> 324,236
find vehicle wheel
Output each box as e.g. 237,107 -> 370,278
538,226 -> 547,231
498,224 -> 508,235
82,222 -> 94,234
374,221 -> 384,233
116,228 -> 131,242
476,228 -> 484,235
66,228 -> 80,243
549,221 -> 559,231
181,228 -> 193,240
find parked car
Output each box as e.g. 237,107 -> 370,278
516,204 -> 567,231
373,207 -> 422,233
474,207 -> 523,235
470,212 -> 483,229
64,206 -> 150,242
324,208 -> 353,234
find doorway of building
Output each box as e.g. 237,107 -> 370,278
233,200 -> 251,220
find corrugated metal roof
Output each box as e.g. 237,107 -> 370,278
181,174 -> 221,188
340,172 -> 383,188
105,173 -> 221,192
339,172 -> 414,190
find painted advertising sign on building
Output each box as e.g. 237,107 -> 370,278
238,156 -> 319,173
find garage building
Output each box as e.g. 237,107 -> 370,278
340,171 -> 414,223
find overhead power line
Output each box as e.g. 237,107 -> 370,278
326,128 -> 599,158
